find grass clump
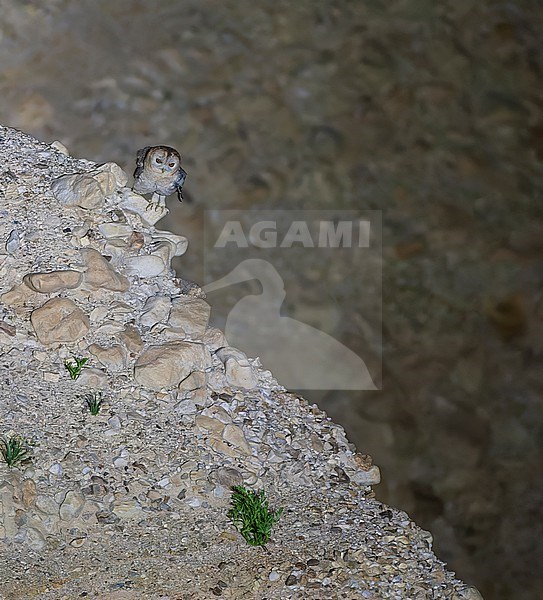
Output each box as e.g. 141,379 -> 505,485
228,485 -> 282,547
64,356 -> 88,380
84,391 -> 103,415
1,434 -> 31,468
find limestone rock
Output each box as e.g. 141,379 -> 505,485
35,495 -> 58,515
209,467 -> 243,488
5,229 -> 22,253
0,321 -> 16,338
118,189 -> 167,226
203,327 -> 228,352
88,343 -> 127,371
222,424 -> 252,455
134,342 -> 210,391
150,240 -> 176,265
93,162 -> 128,190
125,255 -> 167,278
24,527 -> 46,551
140,295 -> 172,328
116,325 -> 143,355
153,230 -> 188,257
352,465 -> 381,486
81,248 -> 130,292
169,297 -> 211,340
103,239 -> 129,261
113,499 -> 143,520
98,223 -> 134,239
1,283 -> 38,310
216,347 -> 258,390
23,269 -> 82,293
178,370 -> 206,392
51,173 -> 106,210
51,140 -> 69,155
75,367 -> 109,389
30,297 -> 89,345
202,405 -> 232,424
59,490 -> 85,520
195,415 -> 225,435
51,162 -> 126,210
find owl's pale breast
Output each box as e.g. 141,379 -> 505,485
134,170 -> 178,196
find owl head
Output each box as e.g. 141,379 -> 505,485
145,145 -> 181,174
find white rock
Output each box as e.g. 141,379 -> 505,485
216,347 -> 258,390
178,370 -> 206,392
113,499 -> 142,520
51,173 -> 106,209
169,297 -> 211,340
207,370 -> 227,391
49,463 -> 63,476
43,372 -> 60,382
89,305 -> 109,324
108,415 -> 122,430
1,283 -> 37,309
81,248 -> 130,292
116,325 -> 144,354
125,255 -> 167,278
185,496 -> 202,508
118,189 -> 167,226
30,297 -> 90,345
352,465 -> 381,486
51,140 -> 69,155
153,230 -> 188,257
5,229 -> 22,254
140,295 -> 171,328
222,424 -> 252,455
75,367 -> 108,389
94,162 -> 128,189
194,414 -> 225,435
25,527 -> 46,551
88,343 -> 127,371
134,342 -> 211,391
23,269 -> 82,293
203,327 -> 228,352
175,399 -> 197,415
150,240 -> 176,265
59,490 -> 85,520
35,495 -> 59,515
98,223 -> 134,239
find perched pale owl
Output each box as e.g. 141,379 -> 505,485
133,145 -> 187,209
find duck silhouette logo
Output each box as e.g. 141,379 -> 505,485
204,259 -> 377,390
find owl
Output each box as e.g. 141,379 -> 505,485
133,145 -> 187,209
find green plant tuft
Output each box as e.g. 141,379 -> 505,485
0,434 -> 31,468
64,356 -> 88,380
85,392 -> 103,415
227,485 -> 282,547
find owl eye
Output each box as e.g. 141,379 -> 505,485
155,157 -> 163,164
168,162 -> 176,168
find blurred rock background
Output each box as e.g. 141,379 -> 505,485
1,1 -> 542,598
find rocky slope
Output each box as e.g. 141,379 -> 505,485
0,125 -> 478,599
